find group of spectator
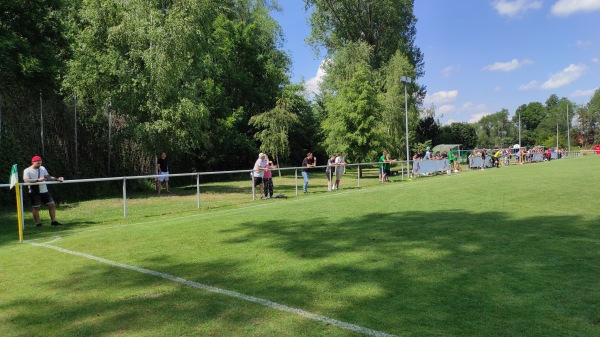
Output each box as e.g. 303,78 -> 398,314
252,153 -> 276,199
468,147 -> 568,169
325,153 -> 347,192
413,147 -> 461,173
253,151 -> 349,197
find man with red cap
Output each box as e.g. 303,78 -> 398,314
22,156 -> 64,227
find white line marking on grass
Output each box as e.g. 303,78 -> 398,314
28,241 -> 398,337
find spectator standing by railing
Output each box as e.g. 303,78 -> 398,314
301,152 -> 317,193
156,151 -> 171,195
263,156 -> 276,198
379,151 -> 388,182
326,154 -> 336,191
23,156 -> 64,227
252,153 -> 268,199
480,150 -> 486,170
423,147 -> 432,160
334,152 -> 346,190
447,150 -> 455,172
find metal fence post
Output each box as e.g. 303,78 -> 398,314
357,164 -> 361,188
295,168 -> 298,196
196,174 -> 200,208
252,175 -> 256,200
123,178 -> 127,218
400,162 -> 404,180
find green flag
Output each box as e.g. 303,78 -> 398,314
9,164 -> 18,189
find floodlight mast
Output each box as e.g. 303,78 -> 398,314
518,110 -> 521,148
401,76 -> 412,174
566,104 -> 570,152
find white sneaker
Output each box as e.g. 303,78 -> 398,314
454,170 -> 458,173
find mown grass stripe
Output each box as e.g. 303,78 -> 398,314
29,241 -> 398,337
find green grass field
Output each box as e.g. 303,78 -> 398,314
1,157 -> 599,336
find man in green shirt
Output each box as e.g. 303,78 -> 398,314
379,151 -> 393,182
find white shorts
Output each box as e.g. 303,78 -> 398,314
158,171 -> 169,182
335,169 -> 343,180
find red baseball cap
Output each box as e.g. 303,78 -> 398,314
31,155 -> 42,162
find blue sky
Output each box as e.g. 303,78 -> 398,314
271,0 -> 600,124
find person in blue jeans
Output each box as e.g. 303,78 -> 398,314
301,152 -> 316,193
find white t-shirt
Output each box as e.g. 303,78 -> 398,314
23,166 -> 49,193
253,159 -> 266,178
335,156 -> 345,172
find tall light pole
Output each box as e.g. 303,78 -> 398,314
518,110 -> 521,148
40,91 -> 44,155
556,123 -> 559,149
566,103 -> 570,151
401,76 -> 412,172
74,93 -> 78,172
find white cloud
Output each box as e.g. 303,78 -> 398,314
469,113 -> 492,123
426,90 -> 459,104
541,63 -> 588,89
551,0 -> 600,16
593,57 -> 600,64
304,60 -> 326,96
476,104 -> 488,111
483,58 -> 533,72
442,65 -> 459,77
571,88 -> 598,97
462,102 -> 474,110
494,86 -> 503,92
438,105 -> 456,114
445,119 -> 458,125
519,80 -> 539,90
575,40 -> 593,49
493,0 -> 542,17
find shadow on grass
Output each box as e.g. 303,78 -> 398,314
214,210 -> 600,336
2,210 -> 599,336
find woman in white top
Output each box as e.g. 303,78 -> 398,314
252,153 -> 268,199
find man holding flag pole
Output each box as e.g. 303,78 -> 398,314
22,156 -> 64,228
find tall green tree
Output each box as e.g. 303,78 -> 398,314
63,0 -> 291,173
249,85 -> 306,169
0,0 -> 71,184
578,89 -> 600,145
476,109 -> 513,148
304,0 -> 424,75
415,116 -> 440,145
514,102 -> 546,131
513,102 -> 547,146
577,106 -> 600,146
439,123 -> 477,149
380,50 -> 417,159
320,42 -> 383,163
0,0 -> 68,95
538,96 -> 576,148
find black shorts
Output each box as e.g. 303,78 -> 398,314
252,176 -> 263,187
29,192 -> 54,208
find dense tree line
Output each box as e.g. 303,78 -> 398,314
413,89 -> 600,152
1,0 -> 599,205
1,0 -> 311,179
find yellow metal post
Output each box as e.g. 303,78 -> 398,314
15,182 -> 24,242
